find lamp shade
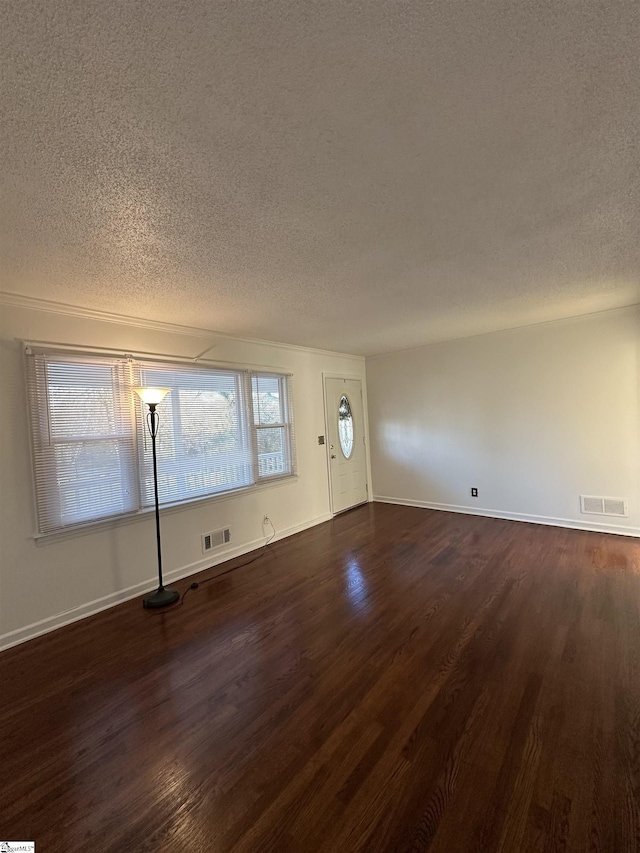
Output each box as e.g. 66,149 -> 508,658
132,386 -> 171,405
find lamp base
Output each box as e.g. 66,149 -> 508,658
143,587 -> 180,609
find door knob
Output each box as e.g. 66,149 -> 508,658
331,454 -> 336,459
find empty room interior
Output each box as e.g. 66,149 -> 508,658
1,1 -> 639,851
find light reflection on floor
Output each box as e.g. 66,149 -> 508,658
345,556 -> 370,613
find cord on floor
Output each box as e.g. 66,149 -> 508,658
148,520 -> 277,614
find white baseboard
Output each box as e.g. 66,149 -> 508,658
373,495 -> 640,538
0,512 -> 332,652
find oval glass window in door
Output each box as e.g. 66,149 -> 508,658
338,395 -> 354,459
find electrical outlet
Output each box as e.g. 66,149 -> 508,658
471,487 -> 478,497
263,514 -> 270,524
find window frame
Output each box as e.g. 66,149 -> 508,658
25,347 -> 296,537
134,362 -> 257,508
251,372 -> 294,482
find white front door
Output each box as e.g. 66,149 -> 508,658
324,377 -> 368,514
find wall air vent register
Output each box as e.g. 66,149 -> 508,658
202,527 -> 231,553
580,496 -> 628,517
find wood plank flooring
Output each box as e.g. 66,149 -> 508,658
1,503 -> 639,851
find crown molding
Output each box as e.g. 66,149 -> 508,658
0,291 -> 365,361
366,302 -> 640,360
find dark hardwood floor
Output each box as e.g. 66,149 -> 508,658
1,503 -> 639,851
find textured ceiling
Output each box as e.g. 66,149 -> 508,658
2,0 -> 639,355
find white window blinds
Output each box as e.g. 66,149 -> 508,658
26,354 -> 138,533
251,373 -> 295,479
25,348 -> 296,535
135,364 -> 254,507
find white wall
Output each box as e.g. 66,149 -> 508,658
367,307 -> 640,536
0,299 -> 368,648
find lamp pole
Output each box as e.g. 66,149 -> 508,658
133,387 -> 179,609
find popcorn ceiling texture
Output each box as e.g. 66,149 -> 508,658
1,0 -> 639,355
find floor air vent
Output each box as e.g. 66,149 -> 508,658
580,496 -> 628,517
202,527 -> 231,553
